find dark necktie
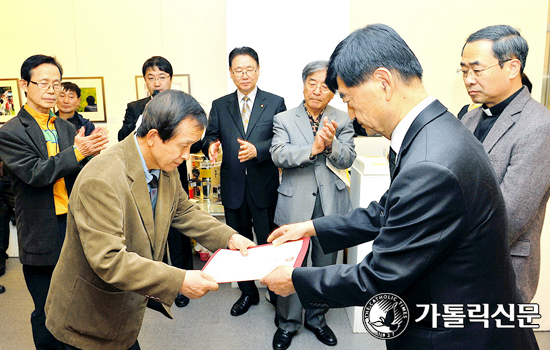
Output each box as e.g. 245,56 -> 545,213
389,147 -> 397,179
149,173 -> 158,212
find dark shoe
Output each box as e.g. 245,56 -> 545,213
230,294 -> 259,316
273,328 -> 296,350
0,285 -> 5,294
304,324 -> 337,346
175,293 -> 189,308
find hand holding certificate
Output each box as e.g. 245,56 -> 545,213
202,238 -> 310,283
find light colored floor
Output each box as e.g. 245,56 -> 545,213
1,257 -> 549,350
0,257 -> 383,350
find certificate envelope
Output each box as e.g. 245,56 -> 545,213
202,238 -> 310,283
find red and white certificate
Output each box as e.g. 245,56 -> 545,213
202,238 -> 310,283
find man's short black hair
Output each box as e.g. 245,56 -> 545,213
228,47 -> 259,68
142,56 -> 173,77
326,23 -> 423,92
61,82 -> 81,98
137,90 -> 207,142
86,95 -> 95,104
462,25 -> 529,74
21,55 -> 63,82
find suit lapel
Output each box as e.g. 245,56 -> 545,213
19,108 -> 48,159
481,88 -> 529,154
152,170 -> 172,260
227,92 -> 245,138
395,100 -> 448,179
462,109 -> 483,134
294,103 -> 315,143
139,97 -> 151,115
245,89 -> 267,138
124,137 -> 156,251
54,117 -> 71,151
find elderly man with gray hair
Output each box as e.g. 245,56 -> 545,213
460,25 -> 550,303
269,60 -> 356,350
45,90 -> 254,350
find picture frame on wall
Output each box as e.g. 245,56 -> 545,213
135,74 -> 191,100
60,77 -> 107,122
0,78 -> 23,124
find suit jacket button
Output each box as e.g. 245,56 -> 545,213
312,193 -> 316,196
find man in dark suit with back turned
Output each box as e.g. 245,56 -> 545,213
261,24 -> 539,350
460,25 -> 550,303
202,47 -> 286,316
118,56 -> 195,308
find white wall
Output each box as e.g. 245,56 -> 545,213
2,0 -> 549,331
226,0 -> 349,111
350,0 -> 548,115
0,0 -> 228,144
350,0 -> 550,330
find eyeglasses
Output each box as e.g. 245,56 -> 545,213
232,68 -> 257,77
457,59 -> 512,79
146,75 -> 170,83
29,81 -> 62,91
306,82 -> 330,93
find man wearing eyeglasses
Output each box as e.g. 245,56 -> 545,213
118,56 -> 198,309
268,60 -> 356,350
118,56 -> 173,141
0,54 -> 108,349
202,47 -> 286,317
460,25 -> 550,303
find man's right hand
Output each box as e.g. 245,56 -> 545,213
180,270 -> 219,299
208,140 -> 221,165
267,220 -> 317,246
74,127 -> 109,157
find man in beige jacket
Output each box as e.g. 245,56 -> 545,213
45,90 -> 254,350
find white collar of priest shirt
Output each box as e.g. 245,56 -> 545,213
237,87 -> 258,110
390,96 -> 436,158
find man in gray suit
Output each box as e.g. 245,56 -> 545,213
269,60 -> 356,350
460,25 -> 550,302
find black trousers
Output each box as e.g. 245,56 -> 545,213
166,226 -> 193,270
224,177 -> 276,300
0,177 -> 14,270
22,218 -> 66,350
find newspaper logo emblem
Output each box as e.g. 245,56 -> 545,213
363,293 -> 409,339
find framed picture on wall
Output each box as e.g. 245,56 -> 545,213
135,74 -> 191,100
60,77 -> 107,122
0,78 -> 23,124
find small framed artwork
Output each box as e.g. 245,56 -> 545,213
0,79 -> 23,124
135,74 -> 191,100
61,77 -> 107,122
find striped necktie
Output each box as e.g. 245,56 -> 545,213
242,96 -> 251,132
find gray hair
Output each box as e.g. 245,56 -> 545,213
302,60 -> 329,83
136,90 -> 206,141
463,25 -> 528,73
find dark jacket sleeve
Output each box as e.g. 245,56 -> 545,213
293,162 -> 469,309
118,103 -> 139,141
0,127 -> 81,188
202,102 -> 221,158
255,97 -> 286,163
